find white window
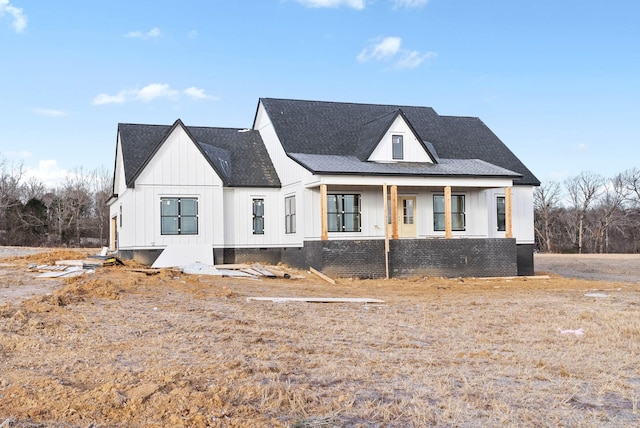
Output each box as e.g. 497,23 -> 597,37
392,135 -> 403,160
285,195 -> 296,234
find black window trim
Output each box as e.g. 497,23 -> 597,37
160,197 -> 199,235
327,193 -> 362,233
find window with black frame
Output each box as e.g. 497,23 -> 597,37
496,196 -> 506,231
252,198 -> 264,235
392,135 -> 403,160
433,194 -> 465,231
161,197 -> 198,235
327,194 -> 361,232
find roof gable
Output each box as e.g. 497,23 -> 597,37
366,109 -> 437,164
118,121 -> 280,188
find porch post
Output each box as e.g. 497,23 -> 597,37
505,186 -> 513,239
320,184 -> 328,240
383,184 -> 389,279
444,186 -> 453,239
391,185 -> 399,239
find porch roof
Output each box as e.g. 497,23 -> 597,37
289,153 -> 522,179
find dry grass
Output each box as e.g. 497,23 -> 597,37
0,250 -> 639,427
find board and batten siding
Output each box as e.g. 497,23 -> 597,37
112,139 -> 128,196
301,184 -> 535,241
222,188 -> 282,247
511,186 -> 535,244
115,126 -> 225,249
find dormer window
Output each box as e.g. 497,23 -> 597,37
392,135 -> 403,160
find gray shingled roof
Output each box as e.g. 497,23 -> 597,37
259,98 -> 539,186
118,121 -> 280,188
288,154 -> 521,178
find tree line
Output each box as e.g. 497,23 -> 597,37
535,169 -> 640,253
0,159 -> 111,247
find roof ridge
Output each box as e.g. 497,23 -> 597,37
261,97 -> 436,111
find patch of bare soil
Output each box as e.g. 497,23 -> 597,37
1,250 -> 639,427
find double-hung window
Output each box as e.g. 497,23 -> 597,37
392,135 -> 403,160
253,198 -> 264,235
327,194 -> 361,232
285,196 -> 296,234
433,194 -> 465,231
161,197 -> 198,235
496,196 -> 506,232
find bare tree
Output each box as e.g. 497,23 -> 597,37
590,175 -> 627,253
22,176 -> 47,202
61,167 -> 93,246
619,167 -> 640,206
0,159 -> 25,244
534,181 -> 562,252
90,166 -> 112,245
564,172 -> 604,253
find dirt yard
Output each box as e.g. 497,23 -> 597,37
1,248 -> 639,427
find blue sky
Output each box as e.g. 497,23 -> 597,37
1,0 -> 638,187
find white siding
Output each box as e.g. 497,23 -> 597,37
222,188 -> 283,247
512,186 -> 535,244
484,186 -> 535,244
112,137 -> 127,196
302,186 -> 522,241
368,116 -> 433,163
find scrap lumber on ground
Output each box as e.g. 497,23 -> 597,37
309,266 -> 336,285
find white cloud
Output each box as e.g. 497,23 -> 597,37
0,0 -> 27,32
93,84 -> 217,105
184,86 -> 218,100
358,36 -> 436,69
24,160 -> 68,187
124,27 -> 161,39
357,36 -> 402,62
33,108 -> 67,117
135,83 -> 179,102
575,143 -> 587,152
296,0 -> 366,10
395,49 -> 437,69
187,29 -> 198,39
92,92 -> 127,105
391,0 -> 428,9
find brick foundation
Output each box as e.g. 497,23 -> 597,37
121,238 -> 531,279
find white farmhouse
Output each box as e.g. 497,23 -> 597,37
108,98 -> 539,277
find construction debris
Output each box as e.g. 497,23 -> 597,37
35,266 -> 87,279
29,250 -> 124,279
309,267 -> 336,285
151,244 -> 214,268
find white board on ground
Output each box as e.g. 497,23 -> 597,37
151,244 -> 214,269
246,297 -> 385,304
181,262 -> 221,275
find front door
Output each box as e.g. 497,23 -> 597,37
398,196 -> 416,238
